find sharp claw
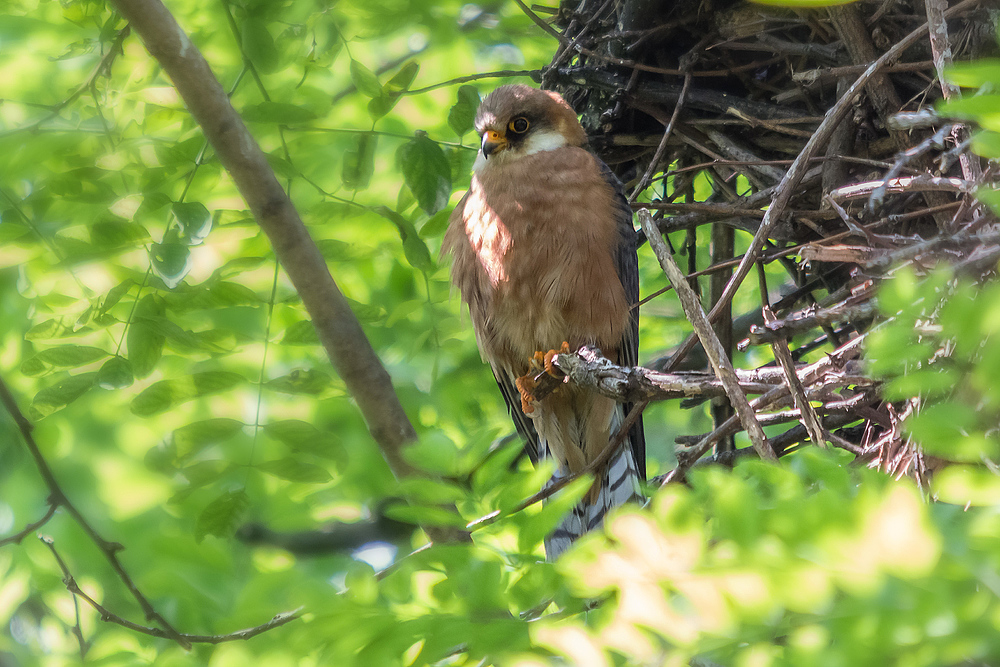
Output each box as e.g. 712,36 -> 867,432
543,342 -> 572,376
514,375 -> 536,414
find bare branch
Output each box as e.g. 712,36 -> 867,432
107,0 -> 466,543
40,536 -> 301,644
639,209 -> 776,461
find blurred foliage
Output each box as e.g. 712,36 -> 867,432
1,1 -> 1000,666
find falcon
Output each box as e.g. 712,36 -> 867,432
443,84 -> 645,559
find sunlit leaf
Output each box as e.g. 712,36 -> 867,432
195,489 -> 250,542
127,295 -> 166,379
172,202 -> 212,245
257,457 -> 332,483
150,242 -> 191,289
130,371 -> 247,416
29,372 -> 97,419
265,368 -> 333,395
342,132 -> 377,191
281,320 -> 320,345
375,207 -> 433,271
96,355 -> 134,390
448,85 -> 481,137
20,345 -> 108,376
350,59 -> 383,98
100,278 -> 135,316
173,418 -> 245,458
241,18 -> 279,73
396,131 -> 451,215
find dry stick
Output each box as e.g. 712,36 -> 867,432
40,536 -> 302,644
661,387 -> 788,485
638,209 -> 776,461
662,0 -> 982,372
0,376 -> 189,648
763,304 -> 828,449
629,72 -> 692,203
924,0 -> 982,183
107,0 -> 466,544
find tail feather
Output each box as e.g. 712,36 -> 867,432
541,423 -> 643,560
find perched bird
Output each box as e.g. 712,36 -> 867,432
443,84 -> 645,559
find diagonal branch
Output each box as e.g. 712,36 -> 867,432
41,535 -> 302,645
0,376 -> 189,647
638,209 -> 776,461
107,0 -> 466,543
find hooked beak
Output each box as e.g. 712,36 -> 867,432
481,130 -> 508,159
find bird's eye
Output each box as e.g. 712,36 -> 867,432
508,117 -> 529,134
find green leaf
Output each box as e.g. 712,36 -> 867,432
257,457 -> 332,483
945,59 -> 1000,87
281,320 -> 319,345
383,503 -> 467,527
241,18 -> 279,73
96,356 -> 134,390
180,460 -> 232,487
211,256 -> 268,281
20,345 -> 108,376
350,59 -> 383,98
130,371 -> 246,417
366,61 -> 419,120
173,418 -> 245,458
971,130 -> 1000,159
163,282 -> 262,311
396,131 -> 451,215
99,278 -> 135,316
342,132 -> 377,191
127,295 -> 166,379
448,85 -> 481,137
263,420 -> 343,462
172,202 -> 212,245
937,94 -> 1000,131
89,221 -> 150,249
150,242 -> 191,289
375,207 -> 433,271
29,373 -> 97,420
195,489 -> 250,542
242,102 -> 320,124
264,368 -> 333,395
385,61 -> 419,95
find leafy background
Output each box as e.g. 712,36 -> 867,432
1,1 -> 1000,665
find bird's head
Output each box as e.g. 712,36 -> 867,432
473,84 -> 587,170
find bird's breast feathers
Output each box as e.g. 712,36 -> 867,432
445,147 -> 629,372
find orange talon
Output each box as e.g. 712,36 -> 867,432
543,342 -> 572,376
514,375 -> 536,414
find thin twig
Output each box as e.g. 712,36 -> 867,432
40,535 -> 302,644
0,375 -> 190,647
639,209 -> 776,461
0,504 -> 57,547
630,73 -> 692,203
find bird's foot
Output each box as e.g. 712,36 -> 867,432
543,342 -> 571,376
514,374 -> 537,415
516,343 -> 571,415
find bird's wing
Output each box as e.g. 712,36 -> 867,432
493,368 -> 541,464
598,159 -> 646,481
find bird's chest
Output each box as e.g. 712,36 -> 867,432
456,169 -> 624,367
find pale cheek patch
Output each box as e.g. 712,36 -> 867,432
473,129 -> 569,172
521,129 -> 568,156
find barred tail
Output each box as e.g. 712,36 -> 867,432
541,407 -> 644,560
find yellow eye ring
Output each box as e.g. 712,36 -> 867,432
508,117 -> 529,134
